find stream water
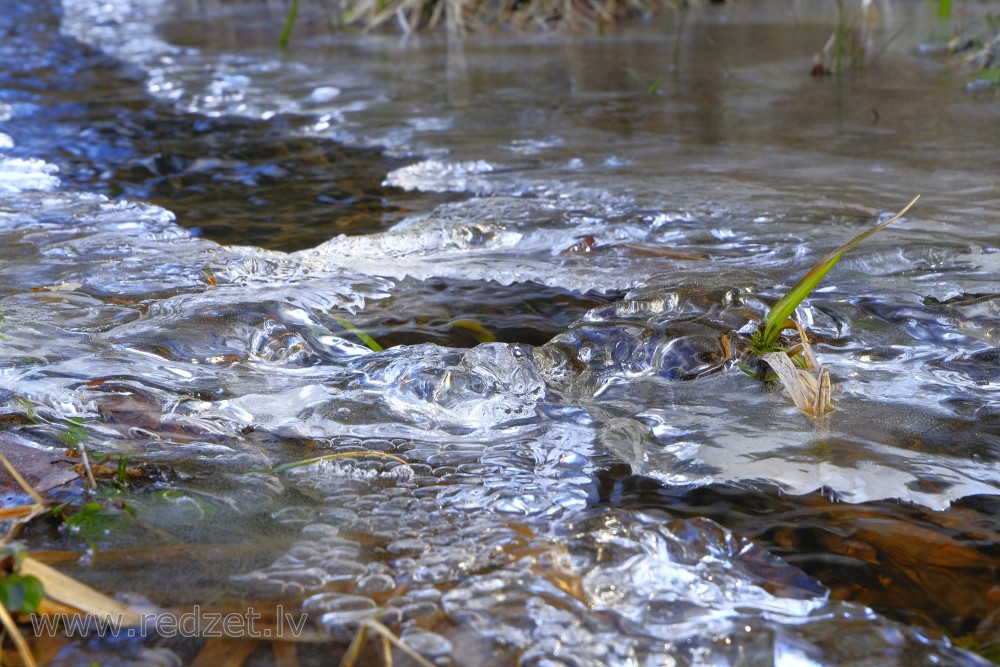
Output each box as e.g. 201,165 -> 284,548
1,0 -> 1000,664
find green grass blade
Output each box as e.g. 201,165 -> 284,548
278,0 -> 299,49
332,316 -> 384,352
759,194 -> 920,349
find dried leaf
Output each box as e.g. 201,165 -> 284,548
192,637 -> 259,667
20,557 -> 156,626
762,352 -> 816,413
815,367 -> 833,415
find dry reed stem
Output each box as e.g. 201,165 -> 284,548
0,451 -> 49,544
75,442 -> 97,491
20,558 -> 154,626
339,618 -> 436,667
0,452 -> 44,508
0,601 -> 36,667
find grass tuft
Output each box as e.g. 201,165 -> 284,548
270,0 -> 680,35
739,194 -> 920,383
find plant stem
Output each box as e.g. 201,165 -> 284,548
279,0 -> 300,49
755,194 -> 921,354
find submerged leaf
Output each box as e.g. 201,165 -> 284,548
450,318 -> 497,343
332,316 -> 384,352
273,451 -> 408,474
21,557 -> 153,625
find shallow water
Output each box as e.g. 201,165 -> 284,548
2,0 -> 1000,664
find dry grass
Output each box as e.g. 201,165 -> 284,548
218,0 -> 682,34
959,20 -> 1000,74
347,0 -> 680,34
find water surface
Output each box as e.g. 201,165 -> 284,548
1,0 -> 999,664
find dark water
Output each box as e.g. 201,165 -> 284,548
2,0 -> 1000,664
0,0 -> 447,252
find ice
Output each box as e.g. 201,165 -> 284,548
0,156 -> 61,193
297,194 -> 715,292
383,159 -> 496,193
361,343 -> 545,431
60,0 -> 178,63
545,289 -> 1000,508
12,1 -> 999,663
438,509 -> 990,666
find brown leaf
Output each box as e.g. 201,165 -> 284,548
192,637 -> 260,667
20,557 -> 157,626
0,434 -> 78,495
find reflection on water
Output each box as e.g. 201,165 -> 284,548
0,0 -> 998,663
0,0 -> 441,252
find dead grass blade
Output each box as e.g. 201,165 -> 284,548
0,601 -> 36,667
761,351 -> 832,417
0,452 -> 44,507
20,557 -> 155,626
339,618 -> 436,667
0,451 -> 50,544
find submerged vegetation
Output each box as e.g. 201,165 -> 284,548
0,545 -> 44,617
0,447 -> 156,666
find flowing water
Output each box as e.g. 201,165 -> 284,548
2,0 -> 1000,664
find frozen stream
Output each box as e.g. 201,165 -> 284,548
0,0 -> 998,664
